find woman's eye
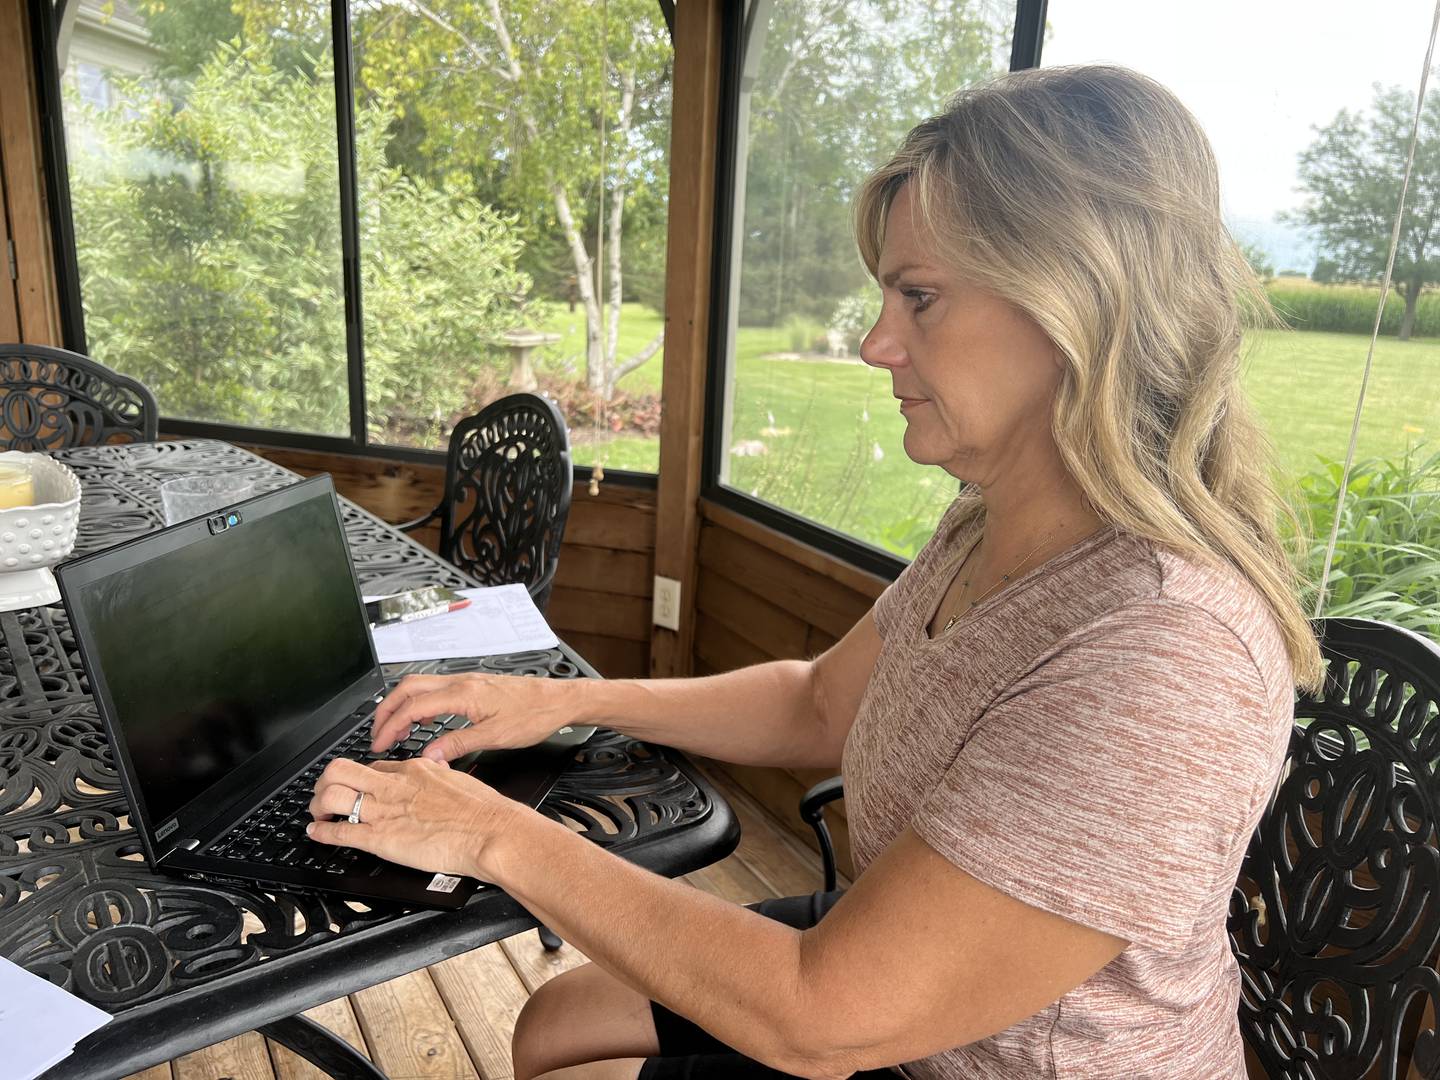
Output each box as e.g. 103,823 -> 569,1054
902,289 -> 935,313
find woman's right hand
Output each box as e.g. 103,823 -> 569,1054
370,673 -> 583,763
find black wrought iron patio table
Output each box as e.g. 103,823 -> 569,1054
0,439 -> 738,1079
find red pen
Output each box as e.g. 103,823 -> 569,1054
395,597 -> 471,624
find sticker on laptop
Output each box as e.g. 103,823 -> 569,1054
427,873 -> 462,893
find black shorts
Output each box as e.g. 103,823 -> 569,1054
636,890 -> 899,1079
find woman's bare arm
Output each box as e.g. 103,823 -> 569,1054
574,610 -> 882,769
375,609 -> 883,772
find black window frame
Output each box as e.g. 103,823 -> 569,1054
27,0 -> 659,486
700,0 -> 1050,578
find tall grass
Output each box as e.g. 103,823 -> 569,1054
1266,281 -> 1440,337
1291,446 -> 1440,639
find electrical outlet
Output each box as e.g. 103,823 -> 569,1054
653,575 -> 681,631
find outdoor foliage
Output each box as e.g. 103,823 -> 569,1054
67,44 -> 527,442
1288,75 -> 1440,340
736,0 -> 1008,327
1292,447 -> 1440,640
1267,283 -> 1440,338
1265,281 -> 1440,337
349,0 -> 674,398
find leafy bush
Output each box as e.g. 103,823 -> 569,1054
1265,282 -> 1440,337
1292,446 -> 1440,639
781,314 -> 825,354
67,44 -> 528,444
827,287 -> 882,353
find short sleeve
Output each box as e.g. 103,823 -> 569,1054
910,600 -> 1281,951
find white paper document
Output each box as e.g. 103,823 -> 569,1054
368,585 -> 559,663
0,955 -> 112,1080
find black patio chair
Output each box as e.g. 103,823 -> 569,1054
0,344 -> 158,450
799,618 -> 1440,1079
402,393 -> 573,613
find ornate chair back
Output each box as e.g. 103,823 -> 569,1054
0,345 -> 158,450
436,393 -> 572,611
1229,617 -> 1440,1079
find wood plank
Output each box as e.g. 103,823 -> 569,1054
0,156 -> 19,342
560,630 -> 648,679
699,524 -> 874,642
267,996 -> 373,1080
0,0 -> 60,344
250,447 -> 444,526
716,761 -> 856,881
563,501 -> 656,553
351,969 -> 478,1079
685,853 -> 775,905
696,572 -> 809,661
173,1032 -> 275,1080
553,546 -> 653,597
122,1066 -> 173,1080
693,612 -> 772,674
497,929 -> 591,996
429,942 -> 531,1080
805,625 -> 840,656
650,0 -> 725,678
570,483 -> 660,512
699,501 -> 893,602
695,760 -> 845,895
546,587 -> 651,643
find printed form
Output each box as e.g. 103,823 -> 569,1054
367,584 -> 560,662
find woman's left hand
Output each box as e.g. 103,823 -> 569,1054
306,757 -> 521,879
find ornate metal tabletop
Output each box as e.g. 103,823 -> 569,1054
0,440 -> 737,1079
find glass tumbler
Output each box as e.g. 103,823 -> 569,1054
160,475 -> 255,526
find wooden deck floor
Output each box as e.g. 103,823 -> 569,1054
123,764 -> 834,1080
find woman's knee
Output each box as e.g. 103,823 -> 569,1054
513,963 -> 658,1080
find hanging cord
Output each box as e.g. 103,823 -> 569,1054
1313,0 -> 1440,618
589,0 -> 610,496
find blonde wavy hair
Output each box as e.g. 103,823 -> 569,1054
855,64 -> 1322,691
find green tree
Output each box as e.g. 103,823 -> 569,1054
67,43 -> 528,443
1288,79 -> 1440,340
736,0 -> 1008,326
345,0 -> 673,399
1237,237 -> 1275,282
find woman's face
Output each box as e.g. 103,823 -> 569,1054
860,183 -> 1064,487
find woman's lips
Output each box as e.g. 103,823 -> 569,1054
898,397 -> 928,412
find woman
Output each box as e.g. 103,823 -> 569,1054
306,64 -> 1323,1079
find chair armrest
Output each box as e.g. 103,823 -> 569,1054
799,775 -> 845,893
397,505 -> 442,533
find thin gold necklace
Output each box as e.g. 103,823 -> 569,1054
942,528 -> 1059,633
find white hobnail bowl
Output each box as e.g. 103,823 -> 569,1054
0,452 -> 81,611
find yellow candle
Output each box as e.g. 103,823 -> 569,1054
0,464 -> 35,510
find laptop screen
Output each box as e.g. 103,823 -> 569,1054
65,481 -> 377,830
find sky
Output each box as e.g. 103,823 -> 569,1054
1041,0 -> 1437,271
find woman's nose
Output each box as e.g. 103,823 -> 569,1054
860,315 -> 906,370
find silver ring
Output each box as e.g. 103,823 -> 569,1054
348,792 -> 364,825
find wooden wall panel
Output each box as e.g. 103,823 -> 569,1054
649,0 -> 724,678
249,446 -> 656,678
0,0 -> 61,344
0,158 -> 19,342
689,500 -> 894,873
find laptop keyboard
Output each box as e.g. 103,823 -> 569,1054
202,709 -> 471,874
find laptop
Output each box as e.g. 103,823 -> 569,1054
57,474 -> 593,910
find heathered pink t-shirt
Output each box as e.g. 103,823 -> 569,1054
842,500 -> 1295,1079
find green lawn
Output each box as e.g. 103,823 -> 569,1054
538,304 -> 1440,557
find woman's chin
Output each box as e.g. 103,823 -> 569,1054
900,429 -> 949,467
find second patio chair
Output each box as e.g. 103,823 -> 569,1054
402,392 -> 573,613
0,343 -> 158,450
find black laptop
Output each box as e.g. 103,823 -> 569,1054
57,474 -> 591,910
